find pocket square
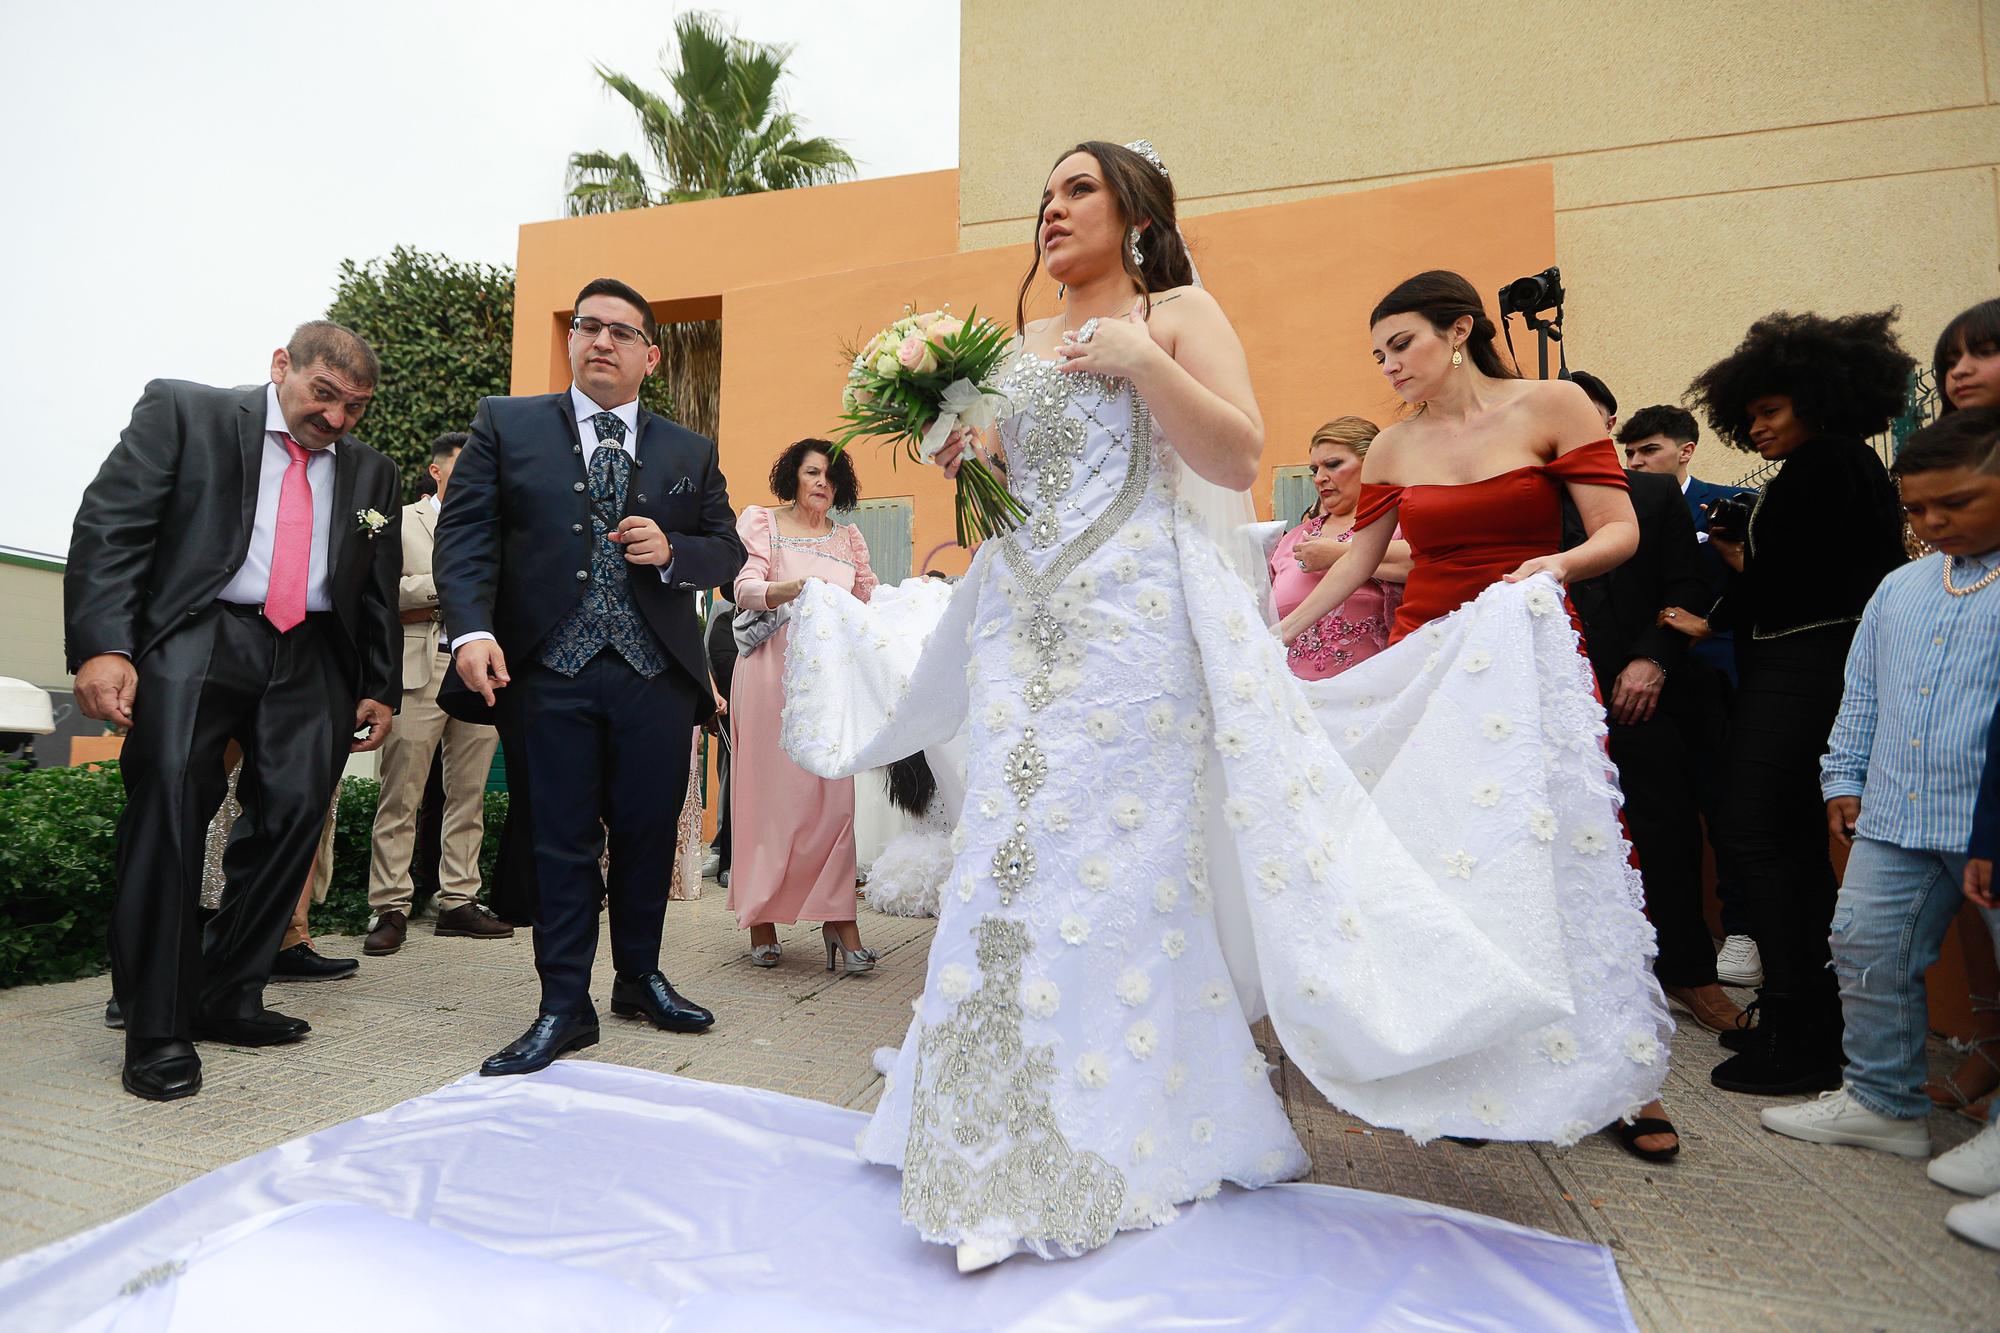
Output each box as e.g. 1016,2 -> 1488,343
668,477 -> 697,496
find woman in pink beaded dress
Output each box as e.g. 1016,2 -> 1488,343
1268,417 -> 1410,679
728,440 -> 880,972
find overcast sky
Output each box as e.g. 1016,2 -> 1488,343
0,1 -> 958,556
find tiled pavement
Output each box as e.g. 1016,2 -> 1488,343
0,888 -> 1992,1330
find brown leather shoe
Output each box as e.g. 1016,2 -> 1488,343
435,903 -> 515,939
1664,982 -> 1746,1035
364,910 -> 408,956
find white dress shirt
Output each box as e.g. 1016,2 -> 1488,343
218,383 -> 338,610
449,388 -> 664,653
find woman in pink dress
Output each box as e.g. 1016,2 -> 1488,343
1268,417 -> 1411,679
730,440 -> 880,972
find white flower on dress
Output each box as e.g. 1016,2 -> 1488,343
981,698 -> 1012,732
1303,847 -> 1331,882
1111,794 -> 1146,830
1292,703 -> 1316,734
1104,618 -> 1129,645
1118,521 -> 1154,549
965,656 -> 982,686
1113,552 -> 1141,583
1215,728 -> 1249,760
1336,907 -> 1363,940
1230,671 -> 1259,702
1144,701 -> 1178,739
1257,1151 -> 1289,1176
1623,1032 -> 1661,1066
1442,850 -> 1477,879
1462,650 -> 1493,674
1480,713 -> 1514,742
1059,914 -> 1091,946
1342,724 -> 1365,745
956,873 -> 975,904
1134,588 -> 1171,620
1191,1117 -> 1215,1144
1284,778 -> 1308,812
1470,779 -> 1503,808
1179,711 -> 1211,744
1528,808 -> 1558,841
1524,585 -> 1560,617
1195,1180 -> 1221,1200
938,964 -> 973,1001
978,795 -> 1001,820
1085,709 -> 1122,743
1125,1020 -> 1160,1059
1255,858 -> 1289,897
1043,801 -> 1074,835
1161,929 -> 1187,959
1199,980 -> 1232,1011
1132,1129 -> 1157,1161
1191,882 -> 1214,915
1022,979 -> 1061,1019
1554,1120 -> 1594,1148
1423,651 -> 1440,673
1055,636 -> 1087,668
1076,1052 -> 1111,1089
1049,667 -> 1084,696
1050,586 -> 1085,619
1222,798 -> 1253,830
1153,879 -> 1181,913
1116,969 -> 1153,1007
1224,609 -> 1250,642
1242,1052 -> 1270,1084
1009,645 -> 1038,675
1079,856 -> 1112,890
1304,765 -> 1327,794
1471,1093 -> 1506,1127
1165,1061 -> 1189,1094
1571,827 -> 1610,856
1540,1028 -> 1580,1065
1296,975 -> 1332,1004
815,623 -> 833,641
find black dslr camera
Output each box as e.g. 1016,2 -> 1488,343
1705,492 -> 1758,542
1498,267 -> 1565,318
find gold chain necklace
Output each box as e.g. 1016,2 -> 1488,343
1942,554 -> 2000,597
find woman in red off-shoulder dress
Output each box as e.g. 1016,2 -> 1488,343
1277,271 -> 1685,1161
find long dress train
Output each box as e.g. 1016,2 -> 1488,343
780,352 -> 1669,1258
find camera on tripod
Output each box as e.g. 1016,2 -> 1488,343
1496,266 -> 1566,378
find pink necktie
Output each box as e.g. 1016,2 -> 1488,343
265,434 -> 314,632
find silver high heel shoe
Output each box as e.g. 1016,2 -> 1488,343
823,926 -> 877,975
749,943 -> 781,968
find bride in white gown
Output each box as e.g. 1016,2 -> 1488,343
780,140 -> 1670,1269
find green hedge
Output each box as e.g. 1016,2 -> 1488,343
0,761 -> 508,988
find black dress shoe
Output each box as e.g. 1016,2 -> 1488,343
610,971 -> 715,1033
481,1008 -> 600,1076
195,1010 -> 312,1047
123,1040 -> 202,1101
105,997 -> 124,1030
271,943 -> 360,982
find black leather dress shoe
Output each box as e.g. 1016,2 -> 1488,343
123,1040 -> 202,1101
610,972 -> 715,1033
194,1010 -> 312,1047
270,943 -> 360,982
105,997 -> 124,1029
481,1009 -> 600,1076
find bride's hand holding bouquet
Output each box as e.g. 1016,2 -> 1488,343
833,306 -> 1026,546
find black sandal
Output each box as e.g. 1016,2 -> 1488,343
1611,1116 -> 1681,1162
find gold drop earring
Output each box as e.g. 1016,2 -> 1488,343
1451,345 -> 1464,368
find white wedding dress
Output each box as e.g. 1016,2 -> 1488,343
781,351 -> 1670,1259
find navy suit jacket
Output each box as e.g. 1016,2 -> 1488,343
1973,693 -> 2000,862
434,392 -> 745,722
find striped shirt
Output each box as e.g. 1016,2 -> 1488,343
1821,549 -> 2000,851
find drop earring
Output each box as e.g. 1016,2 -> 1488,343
1451,346 -> 1464,368
1128,227 -> 1143,267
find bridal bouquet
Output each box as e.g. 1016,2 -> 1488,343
834,306 -> 1025,546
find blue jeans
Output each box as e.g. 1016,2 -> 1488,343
1832,837 -> 2000,1122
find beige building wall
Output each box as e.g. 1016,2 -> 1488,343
0,554 -> 67,688
960,0 -> 2000,483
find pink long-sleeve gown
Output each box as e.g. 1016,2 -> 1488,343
728,505 -> 878,929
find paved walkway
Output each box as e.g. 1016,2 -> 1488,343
0,888 -> 1990,1330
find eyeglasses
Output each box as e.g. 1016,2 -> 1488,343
570,316 -> 651,348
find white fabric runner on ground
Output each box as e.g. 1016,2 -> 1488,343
0,1062 -> 1635,1332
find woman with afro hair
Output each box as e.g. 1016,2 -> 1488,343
1659,309 -> 1913,1097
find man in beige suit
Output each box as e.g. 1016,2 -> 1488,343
364,434 -> 509,955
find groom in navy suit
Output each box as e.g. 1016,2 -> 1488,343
435,277 -> 745,1075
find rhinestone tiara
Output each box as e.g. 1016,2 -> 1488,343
1123,139 -> 1169,180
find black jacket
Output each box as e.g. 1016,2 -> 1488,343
64,379 -> 402,707
1562,469 -> 1710,698
434,392 -> 745,720
1708,436 -> 1905,640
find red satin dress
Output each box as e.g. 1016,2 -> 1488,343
1354,439 -> 1628,644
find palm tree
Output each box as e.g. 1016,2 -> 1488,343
565,11 -> 858,439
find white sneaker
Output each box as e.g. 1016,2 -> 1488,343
1716,935 -> 1763,987
1760,1088 -> 1933,1158
1929,1121 -> 2000,1195
1945,1190 -> 2000,1249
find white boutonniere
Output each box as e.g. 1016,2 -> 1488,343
355,508 -> 389,539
